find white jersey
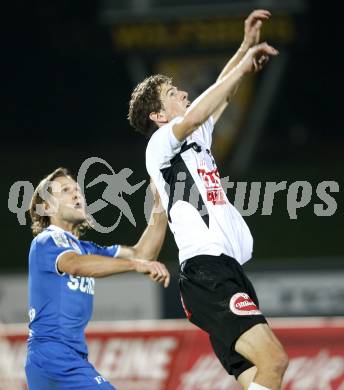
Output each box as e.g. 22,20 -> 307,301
146,116 -> 253,265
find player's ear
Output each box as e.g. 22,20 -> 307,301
149,111 -> 168,126
43,199 -> 56,216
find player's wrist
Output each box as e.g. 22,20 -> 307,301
233,61 -> 248,78
240,39 -> 251,53
131,258 -> 147,273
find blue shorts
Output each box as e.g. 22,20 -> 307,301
25,342 -> 116,390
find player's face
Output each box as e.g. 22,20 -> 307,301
159,83 -> 190,121
48,176 -> 87,224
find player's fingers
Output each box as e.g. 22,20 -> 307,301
255,42 -> 279,56
154,272 -> 164,282
257,55 -> 267,70
147,261 -> 170,285
149,264 -> 159,279
157,262 -> 168,274
149,274 -> 158,283
258,55 -> 268,65
259,57 -> 269,69
158,264 -> 170,287
154,262 -> 169,283
253,57 -> 259,72
250,9 -> 271,17
246,10 -> 271,26
154,261 -> 166,273
151,265 -> 161,279
152,262 -> 167,282
161,264 -> 170,278
164,272 -> 170,288
254,20 -> 262,32
152,273 -> 166,284
150,265 -> 164,282
252,20 -> 262,44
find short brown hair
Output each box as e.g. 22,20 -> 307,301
29,167 -> 89,237
128,74 -> 172,137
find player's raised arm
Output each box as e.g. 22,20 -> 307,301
57,251 -> 170,287
212,9 -> 271,123
172,42 -> 278,141
132,181 -> 167,261
217,10 -> 270,82
70,181 -> 169,285
116,181 -> 167,261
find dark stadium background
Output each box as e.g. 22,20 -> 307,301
1,0 -> 342,301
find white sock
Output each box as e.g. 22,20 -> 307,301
248,383 -> 271,390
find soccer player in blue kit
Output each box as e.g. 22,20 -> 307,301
25,167 -> 170,390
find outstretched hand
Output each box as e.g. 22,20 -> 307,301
133,259 -> 170,288
240,42 -> 278,74
243,9 -> 271,49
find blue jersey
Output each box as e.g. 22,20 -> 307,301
27,225 -> 120,355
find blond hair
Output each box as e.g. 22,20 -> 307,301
29,167 -> 89,237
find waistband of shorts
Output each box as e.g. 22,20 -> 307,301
28,339 -> 88,359
180,253 -> 237,272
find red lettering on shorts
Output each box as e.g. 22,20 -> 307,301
229,293 -> 262,316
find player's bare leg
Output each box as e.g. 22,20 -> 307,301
238,366 -> 257,389
235,323 -> 288,390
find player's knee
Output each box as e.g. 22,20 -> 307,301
278,349 -> 289,374
259,347 -> 289,376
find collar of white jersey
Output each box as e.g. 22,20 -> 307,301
47,224 -> 78,239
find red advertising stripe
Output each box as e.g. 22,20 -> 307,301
0,318 -> 343,390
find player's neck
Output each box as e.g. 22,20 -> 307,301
49,218 -> 74,234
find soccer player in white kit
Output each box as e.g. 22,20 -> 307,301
128,10 -> 288,390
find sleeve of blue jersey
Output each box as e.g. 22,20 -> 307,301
34,231 -> 77,275
82,241 -> 121,258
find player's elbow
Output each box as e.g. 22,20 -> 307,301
132,244 -> 151,261
148,251 -> 159,261
57,252 -> 80,275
